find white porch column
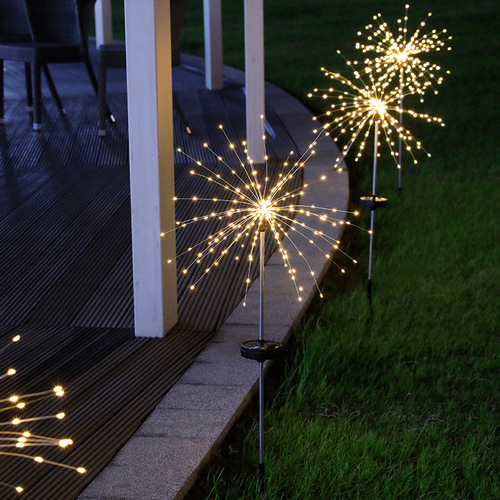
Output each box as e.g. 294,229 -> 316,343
244,0 -> 265,162
203,0 -> 223,90
125,0 -> 178,337
94,0 -> 113,46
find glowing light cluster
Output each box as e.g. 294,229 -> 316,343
167,119 -> 359,303
0,335 -> 86,494
308,61 -> 444,169
354,4 -> 452,97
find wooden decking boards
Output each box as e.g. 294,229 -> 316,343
0,76 -> 298,498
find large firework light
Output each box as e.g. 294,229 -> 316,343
170,118 -> 360,490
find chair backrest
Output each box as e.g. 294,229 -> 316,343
0,0 -> 32,42
25,0 -> 96,48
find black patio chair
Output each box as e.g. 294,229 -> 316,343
0,0 -> 104,130
0,0 -> 67,123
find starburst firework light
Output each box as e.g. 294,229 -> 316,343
171,119 -> 360,491
308,59 -> 444,171
0,335 -> 85,494
170,121 -> 360,304
309,59 -> 442,297
355,4 -> 451,95
354,4 -> 451,190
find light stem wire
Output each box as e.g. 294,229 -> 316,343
258,226 -> 265,491
368,120 -> 379,297
398,66 -> 404,193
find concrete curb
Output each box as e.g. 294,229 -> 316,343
79,55 -> 349,500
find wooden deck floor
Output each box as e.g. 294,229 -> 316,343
0,72 -> 297,497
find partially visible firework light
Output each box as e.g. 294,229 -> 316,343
168,118 -> 361,304
354,4 -> 452,97
0,338 -> 86,494
308,58 -> 445,169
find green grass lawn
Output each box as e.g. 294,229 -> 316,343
113,1 -> 499,497
180,0 -> 500,498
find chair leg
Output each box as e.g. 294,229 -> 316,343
42,64 -> 66,116
33,62 -> 42,131
98,61 -> 107,136
83,50 -> 114,122
173,92 -> 192,135
0,60 -> 4,124
25,63 -> 33,111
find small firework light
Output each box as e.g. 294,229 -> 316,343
308,58 -> 444,171
354,3 -> 451,190
309,55 -> 445,297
